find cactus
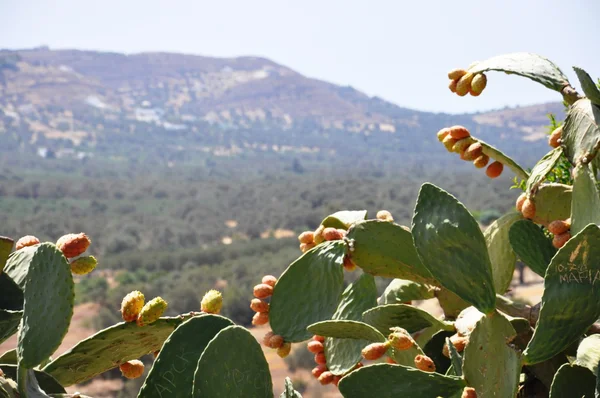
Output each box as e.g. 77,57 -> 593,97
1,52 -> 599,397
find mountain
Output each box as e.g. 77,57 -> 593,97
0,47 -> 564,169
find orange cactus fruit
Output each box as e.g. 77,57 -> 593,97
15,235 -> 40,251
485,161 -> 504,178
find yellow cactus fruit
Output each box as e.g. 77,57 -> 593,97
376,210 -> 394,222
15,235 -> 40,251
69,256 -> 98,275
119,360 -> 145,379
313,225 -> 326,244
414,354 -> 436,372
452,138 -> 473,154
449,79 -> 458,93
136,297 -> 168,327
548,126 -> 563,148
521,198 -> 536,220
120,290 -> 145,322
470,73 -> 487,95
485,161 -> 504,178
277,342 -> 292,358
448,69 -> 468,80
437,127 -> 451,141
298,231 -> 314,244
455,73 -> 475,96
442,135 -> 458,152
200,289 -> 223,314
473,154 -> 490,169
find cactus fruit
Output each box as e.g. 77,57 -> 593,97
443,334 -> 468,357
414,354 -> 436,372
262,331 -> 275,346
548,219 -> 571,235
516,193 -> 527,212
443,135 -> 459,152
473,154 -> 490,169
69,255 -> 97,275
448,68 -> 468,80
332,375 -> 342,387
277,342 -> 292,358
361,341 -> 391,360
315,351 -> 327,365
250,298 -> 269,313
262,275 -> 277,287
200,289 -> 223,314
136,297 -> 168,326
253,283 -> 274,299
437,128 -> 451,141
521,198 -> 536,220
376,210 -> 394,222
452,138 -> 473,154
299,242 -> 316,253
323,227 -> 344,241
120,290 -> 145,322
312,364 -> 327,378
548,126 -> 562,148
449,79 -> 458,93
456,73 -> 475,96
307,340 -> 325,354
56,232 -> 91,258
552,231 -> 571,249
449,126 -> 471,140
119,360 -> 145,379
252,312 -> 269,326
15,235 -> 40,250
470,73 -> 487,95
318,371 -> 335,385
313,225 -> 326,244
462,387 -> 478,398
388,330 -> 414,351
313,335 -> 325,343
486,161 -> 504,178
298,231 -> 314,244
343,255 -> 357,272
463,142 -> 483,161
268,334 -> 285,349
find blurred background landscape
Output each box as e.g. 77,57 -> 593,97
0,0 -> 598,396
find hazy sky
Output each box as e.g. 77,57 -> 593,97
1,0 -> 598,114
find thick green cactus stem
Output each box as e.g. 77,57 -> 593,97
571,163 -> 600,235
345,220 -> 436,285
324,273 -> 377,375
138,314 -> 233,398
524,224 -> 600,364
338,363 -> 466,398
269,241 -> 345,342
321,210 -> 367,230
462,311 -> 520,397
412,183 -> 496,313
18,243 -> 74,369
192,325 -> 272,397
0,237 -> 13,274
43,315 -> 191,386
509,220 -> 556,277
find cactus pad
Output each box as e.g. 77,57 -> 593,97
378,279 -> 435,304
549,364 -> 595,398
321,210 -> 367,230
509,220 -> 556,277
562,99 -> 600,166
0,364 -> 65,394
484,212 -> 522,294
362,304 -> 452,336
308,320 -> 385,342
571,163 -> 600,235
0,237 -> 13,274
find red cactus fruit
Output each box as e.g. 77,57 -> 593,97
521,198 -> 536,220
119,360 -> 145,379
548,219 -> 571,235
515,193 -> 527,212
315,352 -> 327,365
312,364 -> 327,378
15,235 -> 40,251
486,161 -> 504,178
414,354 -> 436,372
323,227 -> 344,241
307,340 -> 325,354
56,232 -> 91,258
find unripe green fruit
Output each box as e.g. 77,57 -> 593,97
200,289 -> 223,314
119,360 -> 145,379
69,255 -> 97,275
137,297 -> 168,327
448,68 -> 468,80
250,298 -> 269,313
56,232 -> 91,258
277,342 -> 292,358
414,354 -> 436,372
470,73 -> 487,95
307,340 -> 325,354
121,291 -> 145,322
253,283 -> 274,299
361,341 -> 390,360
15,235 -> 40,251
298,231 -> 314,244
456,73 -> 475,96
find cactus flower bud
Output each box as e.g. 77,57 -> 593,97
462,387 -> 478,398
318,371 -> 335,385
15,235 -> 40,251
361,342 -> 390,360
298,231 -> 315,244
200,289 -> 223,314
136,297 -> 168,326
312,364 -> 327,378
70,255 -> 97,275
119,360 -> 145,379
56,233 -> 91,258
485,161 -> 504,178
253,283 -> 274,299
414,354 -> 436,372
277,342 -> 292,358
261,275 -> 277,287
250,299 -> 269,313
449,126 -> 471,140
388,330 -> 413,351
252,311 -> 269,326
376,210 -> 394,222
307,340 -> 325,354
121,290 -> 145,322
323,227 -> 344,241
